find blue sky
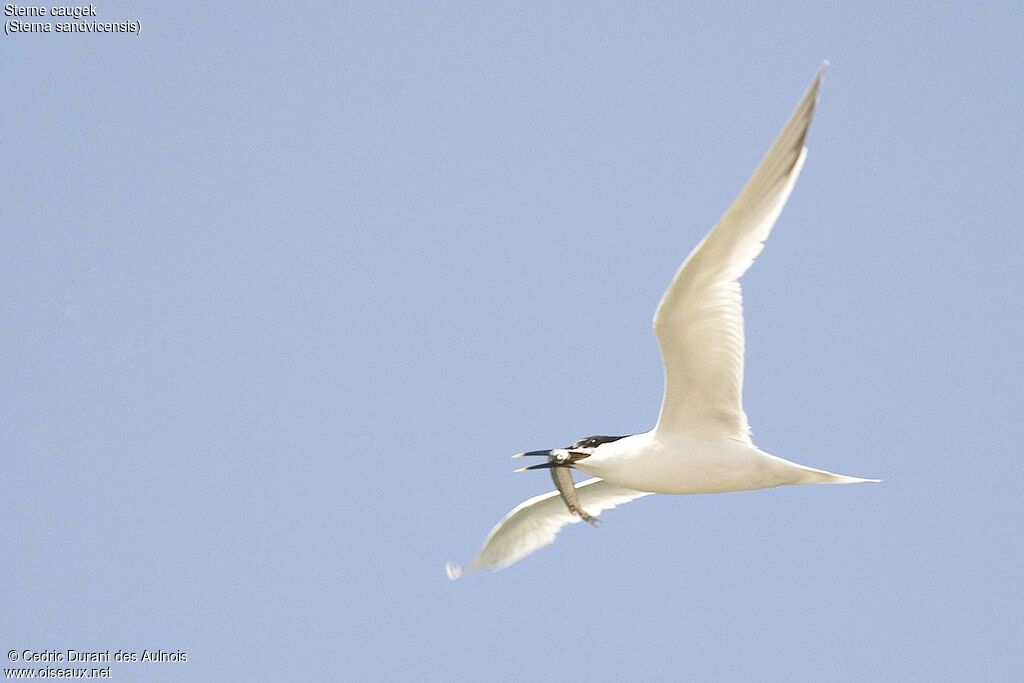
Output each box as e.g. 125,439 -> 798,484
2,2 -> 1022,680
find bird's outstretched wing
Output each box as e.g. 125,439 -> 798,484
447,478 -> 651,577
652,66 -> 825,441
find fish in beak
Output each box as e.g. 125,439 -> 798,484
512,448 -> 599,525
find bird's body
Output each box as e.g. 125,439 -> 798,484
575,432 -> 861,495
448,65 -> 878,579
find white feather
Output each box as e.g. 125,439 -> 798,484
452,65 -> 878,577
653,68 -> 823,440
448,478 -> 651,577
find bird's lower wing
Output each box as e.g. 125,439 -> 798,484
447,478 -> 652,578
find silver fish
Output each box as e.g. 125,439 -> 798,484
549,465 -> 599,526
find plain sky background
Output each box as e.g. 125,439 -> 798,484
3,2 -> 1022,681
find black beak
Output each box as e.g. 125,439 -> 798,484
511,449 -> 553,459
515,461 -> 572,472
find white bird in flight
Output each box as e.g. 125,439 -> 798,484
448,65 -> 877,579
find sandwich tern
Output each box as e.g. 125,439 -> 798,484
447,65 -> 877,579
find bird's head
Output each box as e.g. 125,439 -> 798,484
512,435 -> 629,471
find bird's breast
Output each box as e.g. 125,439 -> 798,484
577,435 -> 790,494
